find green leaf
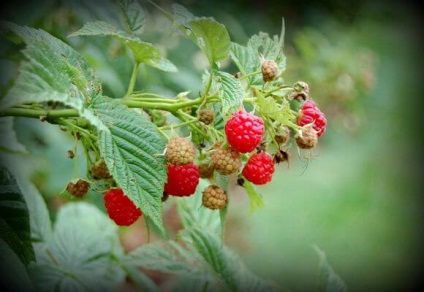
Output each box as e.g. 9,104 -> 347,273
0,162 -> 35,266
69,22 -> 177,72
0,238 -> 35,291
314,245 -> 348,292
0,117 -> 27,154
28,202 -> 125,292
92,96 -> 167,235
176,179 -> 221,234
256,93 -> 298,128
214,70 -> 244,114
230,22 -> 286,85
1,22 -> 101,111
187,18 -> 231,65
242,180 -> 265,213
126,39 -> 177,72
119,0 -> 145,37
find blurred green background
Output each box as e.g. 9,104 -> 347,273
1,0 -> 423,291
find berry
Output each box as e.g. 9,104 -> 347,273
261,59 -> 278,82
295,126 -> 318,149
67,179 -> 90,198
225,110 -> 264,153
211,145 -> 242,175
242,152 -> 275,185
198,108 -> 215,125
202,185 -> 228,210
274,148 -> 291,164
297,100 -> 327,137
90,159 -> 111,180
165,136 -> 196,165
104,188 -> 142,226
198,161 -> 215,179
275,125 -> 291,144
164,163 -> 200,197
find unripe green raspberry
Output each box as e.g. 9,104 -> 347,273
275,125 -> 291,144
211,145 -> 241,175
202,185 -> 228,210
90,159 -> 111,180
165,136 -> 196,165
198,108 -> 215,125
67,179 -> 90,198
261,59 -> 278,82
198,161 -> 215,179
295,127 -> 318,149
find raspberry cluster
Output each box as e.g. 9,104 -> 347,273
164,136 -> 199,197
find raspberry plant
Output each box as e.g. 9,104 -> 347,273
0,1 -> 344,291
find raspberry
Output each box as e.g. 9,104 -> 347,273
164,163 -> 200,197
202,185 -> 228,210
90,159 -> 111,180
198,161 -> 215,179
261,59 -> 278,82
198,108 -> 215,125
297,100 -> 327,137
225,110 -> 264,153
104,188 -> 142,226
275,125 -> 291,144
67,179 -> 90,198
242,152 -> 275,185
165,136 -> 196,165
295,126 -> 318,149
274,148 -> 291,165
211,145 -> 241,175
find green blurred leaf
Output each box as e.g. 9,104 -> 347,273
1,22 -> 101,111
314,245 -> 348,292
214,70 -> 244,114
28,202 -> 125,292
187,18 -> 231,65
176,179 -> 221,234
0,238 -> 35,291
69,22 -> 177,72
0,117 -> 27,154
172,3 -> 195,27
119,0 -> 145,37
242,180 -> 265,213
0,162 -> 35,266
92,96 -> 167,235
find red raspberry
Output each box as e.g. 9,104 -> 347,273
225,110 -> 265,153
297,100 -> 327,137
242,152 -> 275,185
104,188 -> 142,226
164,163 -> 200,197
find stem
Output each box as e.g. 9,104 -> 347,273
239,70 -> 262,81
0,108 -> 79,119
125,62 -> 140,98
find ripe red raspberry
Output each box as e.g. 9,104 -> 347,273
202,185 -> 228,210
210,145 -> 241,175
225,110 -> 264,153
242,152 -> 275,185
297,100 -> 327,137
67,179 -> 90,198
165,136 -> 196,165
164,163 -> 200,197
104,188 -> 142,226
295,126 -> 318,149
261,59 -> 278,82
